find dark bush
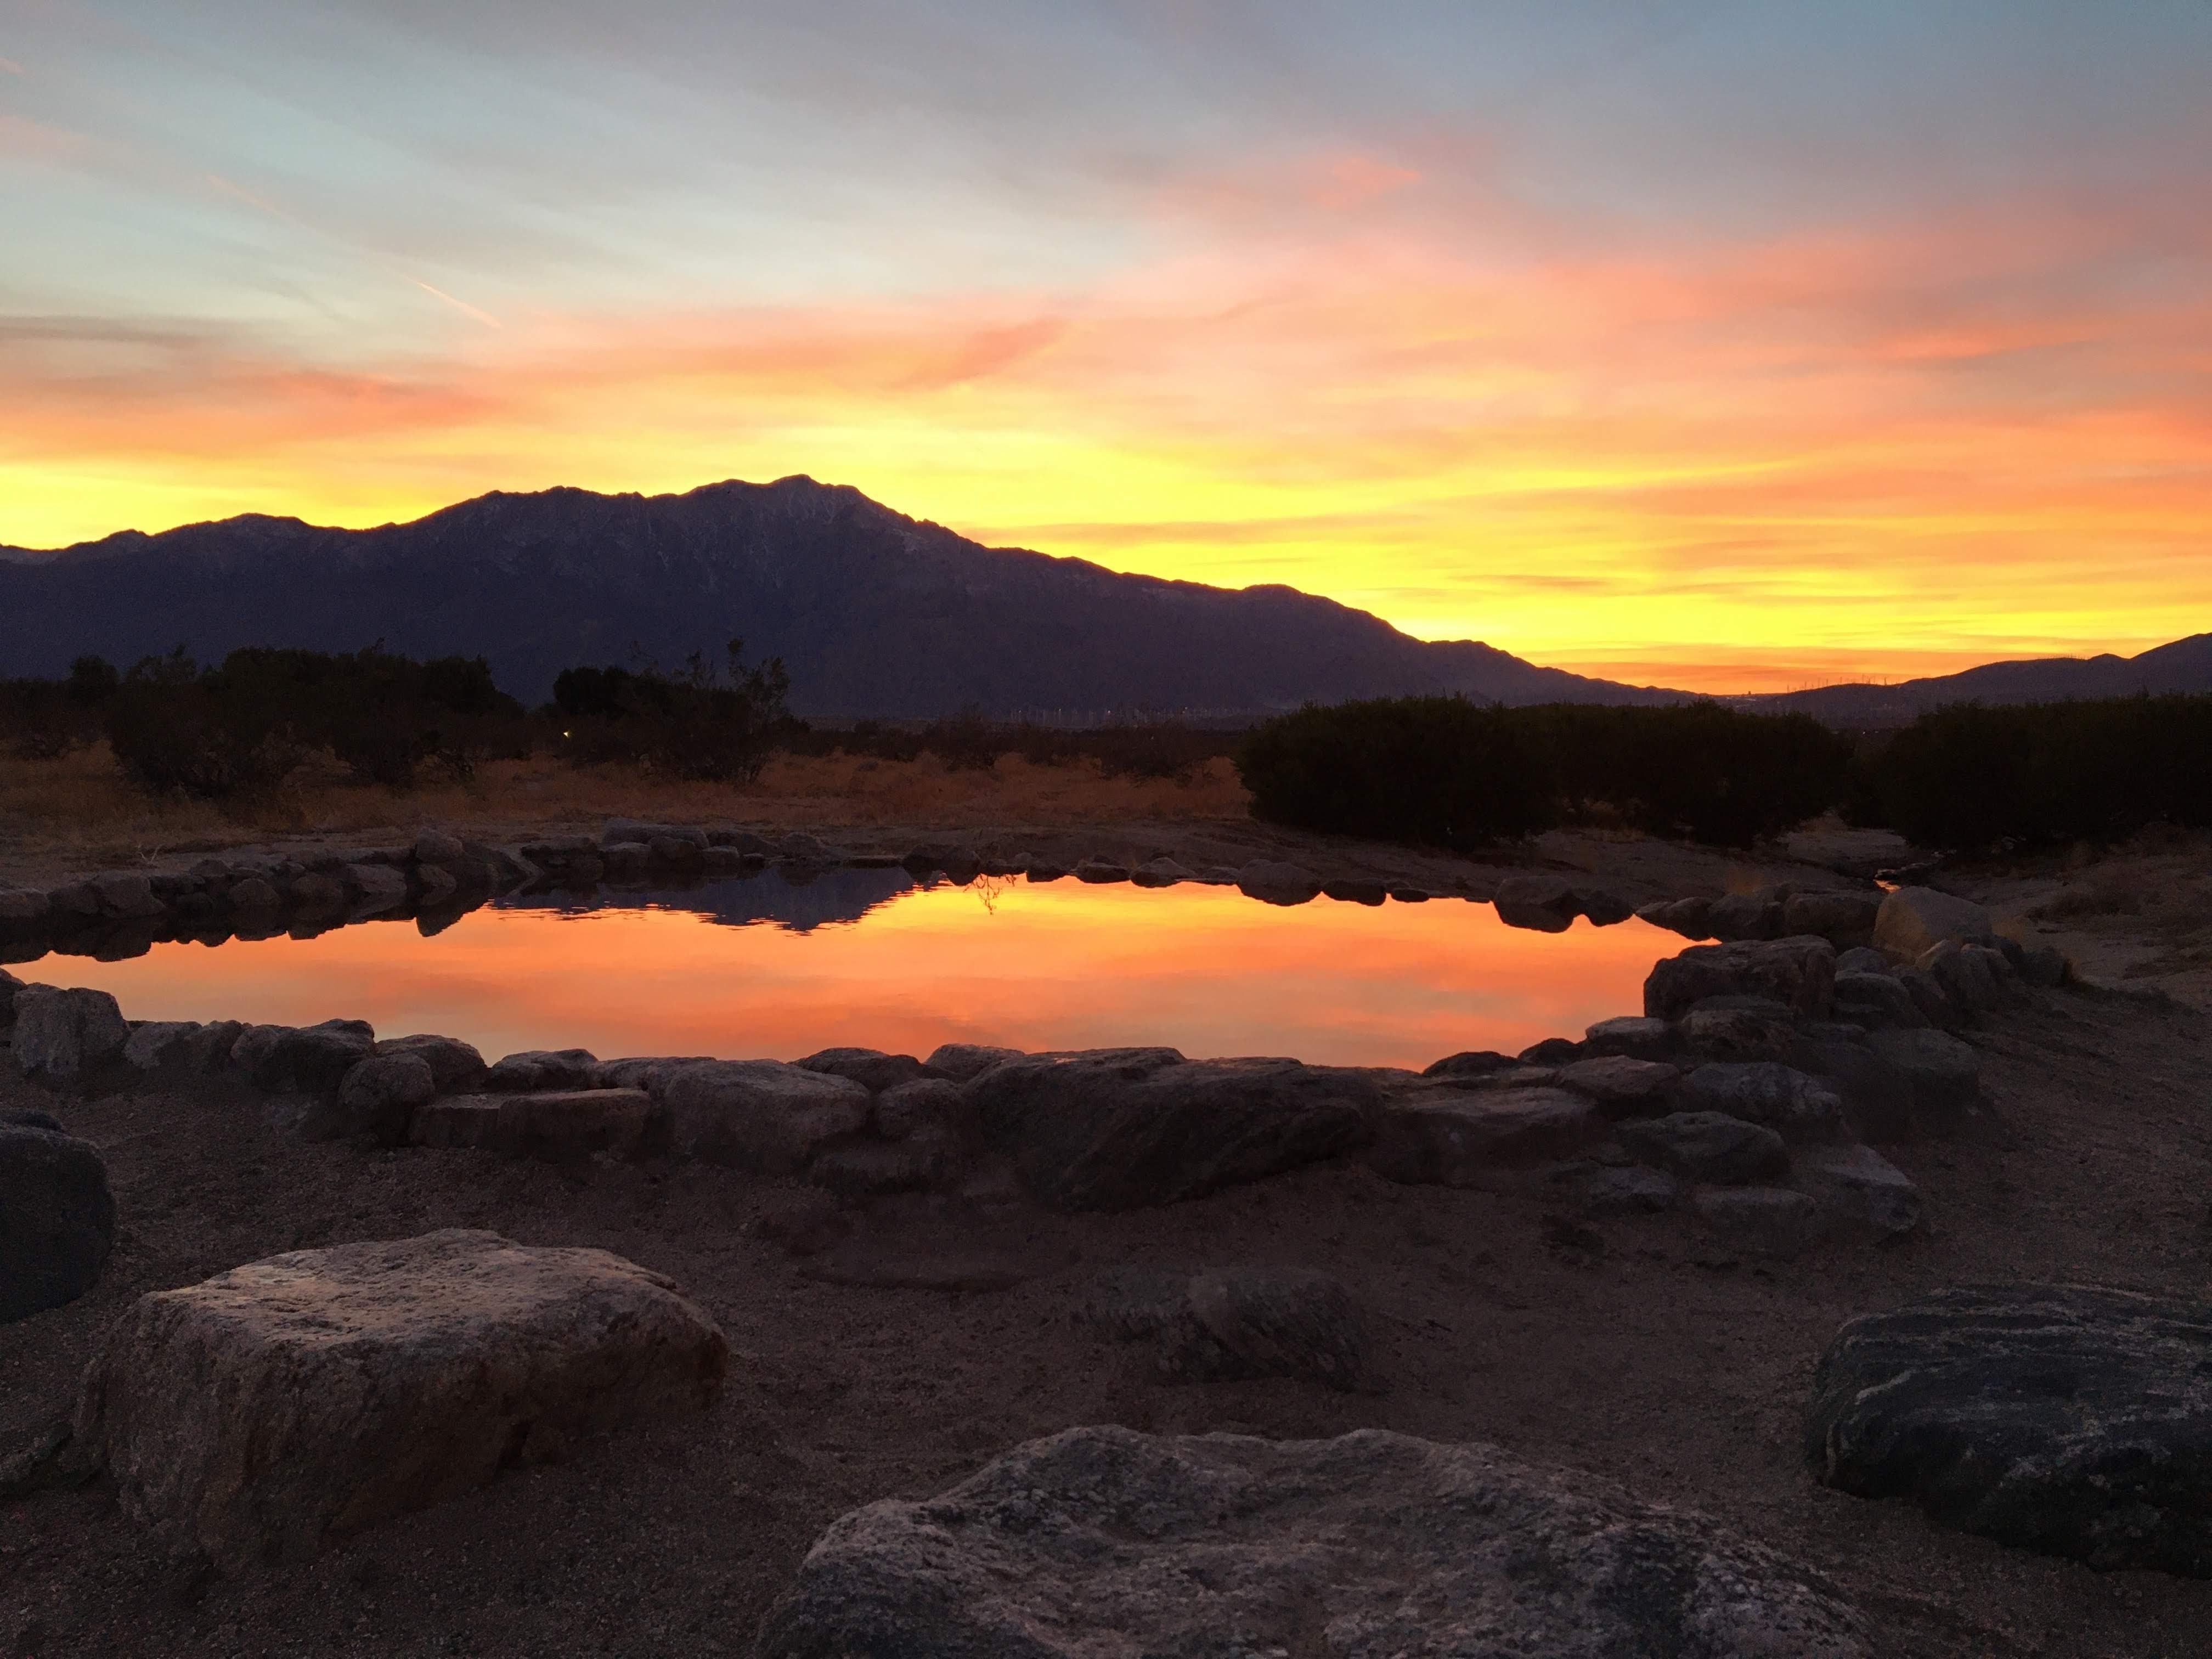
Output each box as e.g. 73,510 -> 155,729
1859,695 -> 2212,848
105,648 -> 308,799
555,641 -> 791,784
1238,696 -> 1852,850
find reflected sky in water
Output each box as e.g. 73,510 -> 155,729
31,874 -> 1671,1070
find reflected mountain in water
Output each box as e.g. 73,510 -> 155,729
495,865 -> 964,933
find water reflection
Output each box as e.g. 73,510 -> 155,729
27,878 -> 1671,1071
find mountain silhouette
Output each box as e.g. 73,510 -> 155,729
0,476 -> 1687,715
1738,634 -> 2212,725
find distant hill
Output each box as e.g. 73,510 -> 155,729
0,477 -> 1689,716
1737,635 -> 2212,726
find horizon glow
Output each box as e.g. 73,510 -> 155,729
4,3 -> 2209,692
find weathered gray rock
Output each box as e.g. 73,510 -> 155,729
1645,936 -> 1836,1022
1680,1063 -> 1847,1143
1571,885 -> 1635,926
89,871 -> 166,919
1556,1055 -> 1679,1116
483,1047 -> 600,1093
1582,1164 -> 1679,1216
288,871 -> 348,912
1692,1187 -> 1829,1260
1079,1265 -> 1377,1391
1793,1144 -> 1923,1239
1788,1037 -> 1916,1143
1420,1048 -> 1517,1081
1834,946 -> 1892,976
346,864 -> 409,914
797,1047 -> 933,1093
1919,939 -> 2016,1014
754,1424 -> 1870,1659
1866,1028 -> 1980,1113
1369,1087 -> 1598,1186
232,1019 -> 376,1093
1678,995 -> 1801,1062
1875,886 -> 1994,960
334,1054 -> 438,1145
123,1020 -> 202,1071
923,1042 -> 1023,1081
1,1114 -> 115,1323
1617,1112 -> 1788,1185
968,1051 -> 1375,1211
1637,895 -> 1716,940
13,985 -> 131,1087
1582,1015 -> 1674,1059
1705,890 -> 1784,941
872,1077 -> 966,1141
780,832 -> 835,864
1781,890 -> 1882,944
1831,970 -> 1926,1029
1235,860 -> 1319,905
411,827 -> 466,865
372,1032 -> 487,1092
1132,857 -> 1193,887
1074,858 -> 1130,884
1492,872 -> 1577,932
0,887 -> 52,927
415,865 -> 460,906
1322,878 -> 1388,906
662,1060 -> 871,1172
709,827 -> 779,856
1806,1284 -> 2212,1575
75,1229 -> 726,1570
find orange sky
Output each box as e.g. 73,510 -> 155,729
5,5 -> 2209,691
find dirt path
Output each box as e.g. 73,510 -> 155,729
7,981 -> 2210,1658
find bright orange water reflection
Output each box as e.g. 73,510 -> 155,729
31,879 -> 1671,1071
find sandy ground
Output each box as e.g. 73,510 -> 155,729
6,975 -> 2211,1658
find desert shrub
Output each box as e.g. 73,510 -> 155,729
553,641 -> 791,784
1238,696 -> 1851,850
1238,697 -> 1557,848
1860,695 -> 2212,849
105,648 -> 309,799
0,656 -> 116,759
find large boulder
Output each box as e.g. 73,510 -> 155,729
967,1050 -> 1376,1211
1805,1284 -> 2212,1575
75,1229 -> 726,1570
1679,1063 -> 1847,1144
1874,886 -> 1994,960
1617,1112 -> 1788,1186
797,1047 -> 934,1093
373,1033 -> 488,1092
1491,872 -> 1577,933
755,1425 -> 1870,1658
1369,1088 -> 1598,1184
1,1113 -> 116,1323
482,1048 -> 600,1092
1781,890 -> 1882,945
1793,1144 -> 1923,1240
1830,970 -> 1926,1030
230,1019 -> 376,1093
1788,1036 -> 1917,1143
331,1054 -> 439,1145
1235,861 -> 1320,906
661,1060 -> 871,1172
1677,996 -> 1801,1062
923,1042 -> 1024,1081
1079,1265 -> 1378,1391
1555,1056 -> 1679,1117
1644,937 -> 1836,1022
12,985 -> 131,1088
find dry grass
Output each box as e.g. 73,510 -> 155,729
0,743 -> 1251,876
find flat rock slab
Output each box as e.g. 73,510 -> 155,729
756,1425 -> 1870,1658
75,1229 -> 727,1571
1369,1087 -> 1598,1186
662,1060 -> 873,1172
1806,1283 -> 2212,1575
967,1051 -> 1376,1211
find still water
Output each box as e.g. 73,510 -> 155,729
27,870 -> 1669,1070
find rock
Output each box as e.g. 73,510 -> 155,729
754,1424 -> 1871,1659
1705,890 -> 1784,941
1369,1088 -> 1599,1185
1492,871 -> 1577,932
1571,885 -> 1635,926
901,840 -> 970,873
1679,1063 -> 1847,1143
1420,1049 -> 1516,1080
232,1019 -> 376,1093
590,1055 -> 714,1094
123,1020 -> 206,1071
1637,895 -> 1716,939
603,819 -> 706,850
412,828 -> 466,865
1071,858 -> 1128,884
1131,857 -> 1192,887
227,875 -> 281,913
1321,878 -> 1387,906
1692,1187 -> 1829,1260
89,871 -> 166,919
345,864 -> 409,915
333,1055 -> 438,1145
1582,1015 -> 1674,1059
1919,940 -> 2015,1014
780,832 -> 834,863
1235,860 -> 1319,905
0,966 -> 21,1025
1781,890 -> 1882,945
662,1060 -> 871,1172
1805,1283 -> 2212,1575
373,1033 -> 488,1092
1788,1037 -> 1916,1143
699,845 -> 748,877
288,872 -> 348,912
1616,1112 -> 1788,1185
872,1077 -> 966,1141
1556,1056 -> 1679,1116
482,1048 -> 601,1092
1678,995 -> 1802,1061
47,881 -> 101,918
1582,1164 -> 1679,1215
0,887 -> 52,926
968,1051 -> 1376,1211
1874,886 -> 1995,960
0,1416 -> 98,1499
922,1042 -> 1023,1081
2019,945 -> 2069,988
1645,936 -> 1836,1022
1022,859 -> 1069,882
797,1047 -> 933,1093
415,865 -> 460,906
75,1229 -> 726,1570
13,985 -> 131,1087
1080,1265 -> 1378,1391
1518,1035 -> 1586,1065
1866,1029 -> 1980,1114
1831,970 -> 1926,1029
1793,1144 -> 1923,1239
1835,946 -> 1892,975
710,827 -> 780,856
1,1116 -> 115,1323
415,1088 -> 661,1160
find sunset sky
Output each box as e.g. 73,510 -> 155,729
5,2 -> 2208,690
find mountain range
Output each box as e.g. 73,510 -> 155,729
2,476 -> 2205,722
